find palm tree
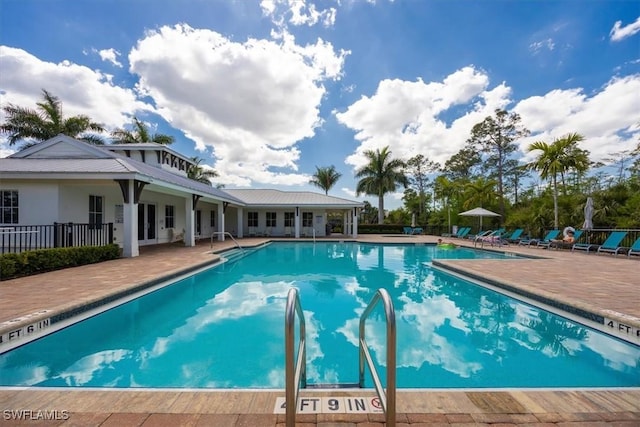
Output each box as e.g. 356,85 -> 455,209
0,89 -> 105,147
355,146 -> 408,224
310,165 -> 342,195
188,157 -> 220,186
110,117 -> 175,145
462,177 -> 497,210
526,133 -> 589,228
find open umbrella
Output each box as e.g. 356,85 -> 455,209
583,197 -> 594,230
458,207 -> 500,231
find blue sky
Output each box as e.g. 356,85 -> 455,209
1,0 -> 639,209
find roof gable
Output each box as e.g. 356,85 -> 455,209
9,134 -> 114,159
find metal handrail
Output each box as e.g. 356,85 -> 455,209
285,288 -> 306,427
210,231 -> 243,251
359,288 -> 396,427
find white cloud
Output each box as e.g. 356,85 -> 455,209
128,24 -> 348,187
610,16 -> 640,42
514,74 -> 640,163
0,46 -> 151,134
335,66 -> 508,171
529,38 -> 555,55
261,0 -> 337,28
98,48 -> 123,67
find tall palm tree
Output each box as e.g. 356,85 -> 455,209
462,177 -> 497,210
110,117 -> 175,145
188,157 -> 220,186
526,133 -> 589,228
0,89 -> 105,146
355,146 -> 408,224
310,165 -> 342,195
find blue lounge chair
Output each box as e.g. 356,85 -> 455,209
628,237 -> 640,258
403,226 -> 413,235
548,229 -> 583,250
572,231 -> 628,254
596,231 -> 629,255
503,228 -> 524,243
412,227 -> 423,235
518,230 -> 560,246
454,227 -> 471,239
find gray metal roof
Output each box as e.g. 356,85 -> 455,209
224,189 -> 362,207
1,135 -> 362,208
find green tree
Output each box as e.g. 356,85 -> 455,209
404,154 -> 440,219
467,109 -> 529,220
188,157 -> 220,186
442,146 -> 482,180
0,89 -> 105,147
526,133 -> 589,228
309,165 -> 342,195
355,146 -> 408,224
110,117 -> 175,145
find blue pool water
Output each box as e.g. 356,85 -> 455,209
1,242 -> 638,388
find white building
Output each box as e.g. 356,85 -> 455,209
0,135 -> 363,257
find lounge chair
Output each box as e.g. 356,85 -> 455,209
572,230 -> 628,254
502,228 -> 524,243
548,229 -> 584,250
403,226 -> 413,235
412,227 -> 423,235
518,230 -> 560,246
453,227 -> 471,239
477,229 -> 509,246
628,237 -> 640,258
596,231 -> 629,255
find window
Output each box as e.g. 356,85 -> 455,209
248,211 -> 258,227
210,210 -> 216,227
302,212 -> 313,227
165,205 -> 175,228
284,212 -> 294,227
0,190 -> 19,224
89,195 -> 103,230
266,212 -> 276,227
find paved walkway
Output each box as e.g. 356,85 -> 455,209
1,235 -> 639,426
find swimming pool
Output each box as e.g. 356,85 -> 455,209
1,242 -> 638,388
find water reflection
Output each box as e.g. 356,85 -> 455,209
0,242 -> 638,388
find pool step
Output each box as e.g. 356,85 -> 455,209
306,382 -> 361,389
219,248 -> 250,263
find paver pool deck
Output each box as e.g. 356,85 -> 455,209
1,235 -> 639,426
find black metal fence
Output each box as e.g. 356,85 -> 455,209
0,223 -> 114,254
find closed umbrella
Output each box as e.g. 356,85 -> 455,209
459,207 -> 501,231
583,197 -> 594,230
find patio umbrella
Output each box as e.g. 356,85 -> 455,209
583,197 -> 594,230
411,213 -> 416,228
458,207 -> 500,231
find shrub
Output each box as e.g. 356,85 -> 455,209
0,244 -> 121,280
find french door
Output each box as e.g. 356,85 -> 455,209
137,203 -> 157,244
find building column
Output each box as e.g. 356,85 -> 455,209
184,196 -> 195,247
237,207 -> 244,238
352,207 -> 358,238
295,207 -> 300,238
218,202 -> 225,241
122,180 -> 139,257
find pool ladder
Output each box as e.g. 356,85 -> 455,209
284,288 -> 396,427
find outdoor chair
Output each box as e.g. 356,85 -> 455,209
596,231 -> 629,255
572,230 -> 628,254
518,230 -> 560,246
627,237 -> 640,258
403,226 -> 413,235
548,229 -> 584,250
502,228 -> 523,243
412,227 -> 423,235
453,227 -> 471,239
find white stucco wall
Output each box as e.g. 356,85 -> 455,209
1,181 -> 60,225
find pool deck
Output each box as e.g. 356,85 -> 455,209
1,235 -> 639,426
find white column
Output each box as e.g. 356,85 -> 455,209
295,207 -> 300,238
237,207 -> 244,238
352,207 -> 358,238
122,180 -> 139,257
184,196 -> 195,247
218,202 -> 225,241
